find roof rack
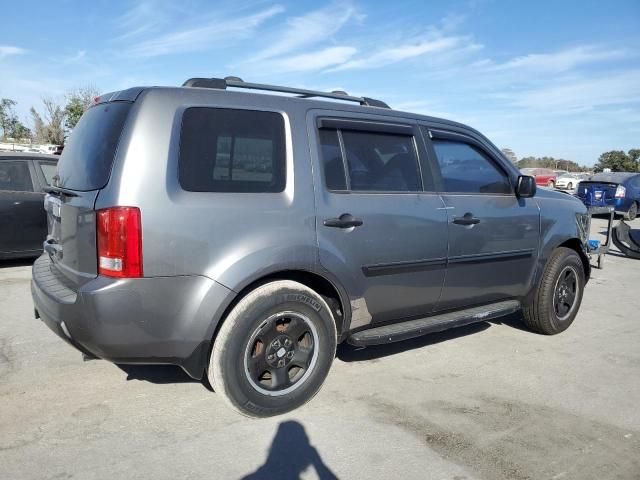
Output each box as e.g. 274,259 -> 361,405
182,76 -> 390,109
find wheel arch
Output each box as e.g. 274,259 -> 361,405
188,268 -> 350,381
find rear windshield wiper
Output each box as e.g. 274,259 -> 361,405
44,186 -> 79,197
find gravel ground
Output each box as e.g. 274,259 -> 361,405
1,216 -> 639,480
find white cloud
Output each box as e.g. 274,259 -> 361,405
269,46 -> 357,72
125,5 -> 284,57
249,4 -> 363,62
482,45 -> 628,73
511,70 -> 640,111
0,45 -> 27,59
329,36 -> 466,71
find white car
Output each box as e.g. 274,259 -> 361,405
555,173 -> 586,191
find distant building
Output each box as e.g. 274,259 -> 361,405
501,148 -> 517,164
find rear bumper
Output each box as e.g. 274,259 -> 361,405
31,254 -> 234,378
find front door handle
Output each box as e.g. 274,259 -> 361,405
323,213 -> 363,229
452,212 -> 480,226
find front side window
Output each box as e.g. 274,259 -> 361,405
179,108 -> 286,193
319,128 -> 421,192
432,140 -> 512,194
0,161 -> 33,192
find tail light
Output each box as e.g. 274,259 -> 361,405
615,185 -> 626,199
96,207 -> 143,278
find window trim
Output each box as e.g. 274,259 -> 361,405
426,128 -> 516,196
178,106 -> 288,194
317,120 -> 426,194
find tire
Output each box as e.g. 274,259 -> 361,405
522,247 -> 585,335
208,280 -> 337,417
547,180 -> 555,188
567,182 -> 573,190
625,202 -> 638,221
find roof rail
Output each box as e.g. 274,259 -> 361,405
182,76 -> 390,109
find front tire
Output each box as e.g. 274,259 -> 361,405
547,180 -> 555,188
523,247 -> 585,335
208,280 -> 337,417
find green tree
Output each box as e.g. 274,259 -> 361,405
594,150 -> 638,172
64,86 -> 99,131
0,98 -> 32,141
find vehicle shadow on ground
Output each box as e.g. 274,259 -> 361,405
337,312 -> 529,363
0,258 -> 35,269
241,420 -> 337,480
117,364 -> 201,384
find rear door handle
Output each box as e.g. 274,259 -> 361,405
323,213 -> 363,229
452,212 -> 480,226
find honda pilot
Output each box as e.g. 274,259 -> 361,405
32,77 -> 591,417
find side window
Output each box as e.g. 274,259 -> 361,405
319,129 -> 347,190
0,161 -> 33,192
318,127 -> 422,192
37,161 -> 57,186
179,108 -> 286,193
432,140 -> 512,194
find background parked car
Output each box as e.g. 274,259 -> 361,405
520,167 -> 558,188
0,153 -> 58,259
575,172 -> 640,220
556,173 -> 588,191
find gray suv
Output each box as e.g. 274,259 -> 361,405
32,77 -> 591,417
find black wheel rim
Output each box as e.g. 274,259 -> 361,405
244,311 -> 318,396
553,266 -> 579,321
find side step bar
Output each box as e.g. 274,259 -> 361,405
347,300 -> 520,347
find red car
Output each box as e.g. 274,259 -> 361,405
520,168 -> 557,188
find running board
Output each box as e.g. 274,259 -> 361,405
347,300 -> 521,347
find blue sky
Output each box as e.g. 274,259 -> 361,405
1,0 -> 639,165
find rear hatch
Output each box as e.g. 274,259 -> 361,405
44,100 -> 133,288
575,181 -> 620,207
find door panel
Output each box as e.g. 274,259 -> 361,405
309,114 -> 449,328
437,194 -> 539,309
425,130 -> 540,309
317,192 -> 449,325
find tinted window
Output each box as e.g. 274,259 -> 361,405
319,129 -> 347,190
0,161 -> 33,192
179,108 -> 286,193
37,161 -> 57,185
432,140 -> 512,194
57,102 -> 131,191
340,131 -> 421,192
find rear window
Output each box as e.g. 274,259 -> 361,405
179,108 -> 286,193
57,102 -> 132,191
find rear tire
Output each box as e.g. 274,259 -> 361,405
208,280 -> 337,417
567,182 -> 573,190
522,247 -> 585,335
625,202 -> 638,221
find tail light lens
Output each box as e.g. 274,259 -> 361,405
96,207 -> 143,278
615,185 -> 626,199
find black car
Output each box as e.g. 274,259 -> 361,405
0,152 -> 58,259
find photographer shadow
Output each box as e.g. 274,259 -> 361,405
241,420 -> 337,480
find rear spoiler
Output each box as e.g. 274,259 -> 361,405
93,87 -> 145,106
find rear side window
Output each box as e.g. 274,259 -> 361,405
57,102 -> 132,191
319,128 -> 421,192
0,161 -> 33,192
432,140 -> 512,194
37,161 -> 57,185
179,108 -> 286,193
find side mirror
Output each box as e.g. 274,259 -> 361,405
516,175 -> 536,198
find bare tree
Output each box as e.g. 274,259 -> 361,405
30,97 -> 65,145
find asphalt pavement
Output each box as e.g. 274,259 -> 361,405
1,216 -> 639,480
